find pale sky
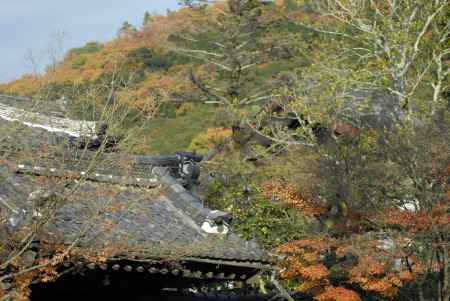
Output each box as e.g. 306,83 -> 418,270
0,0 -> 180,83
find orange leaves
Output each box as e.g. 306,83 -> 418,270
349,257 -> 405,298
351,256 -> 384,277
0,74 -> 42,96
277,239 -> 331,255
398,270 -> 414,282
138,72 -> 194,97
316,286 -> 362,301
383,210 -> 431,234
301,264 -> 330,281
303,251 -> 320,263
8,274 -> 33,301
383,202 -> 450,234
363,277 -> 399,299
279,256 -> 304,279
276,237 -> 425,300
441,163 -> 450,180
200,128 -> 232,145
279,257 -> 329,281
1,7 -> 202,94
333,122 -> 360,139
38,265 -> 59,283
262,180 -> 325,217
277,239 -> 333,295
431,203 -> 450,226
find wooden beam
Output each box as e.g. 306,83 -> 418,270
181,257 -> 273,270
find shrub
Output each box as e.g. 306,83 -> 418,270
68,42 -> 102,56
188,127 -> 232,156
175,102 -> 195,117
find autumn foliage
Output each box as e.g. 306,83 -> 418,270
0,7 -> 206,113
262,180 -> 325,218
1,1 -> 449,300
188,127 -> 232,155
316,286 -> 362,301
383,203 -> 450,235
266,160 -> 450,300
275,235 -> 429,300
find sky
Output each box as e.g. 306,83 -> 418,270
0,0 -> 180,84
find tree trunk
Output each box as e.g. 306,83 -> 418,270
440,249 -> 450,301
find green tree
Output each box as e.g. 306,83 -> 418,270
143,11 -> 153,27
174,0 -> 313,164
118,21 -> 137,37
176,0 -> 287,131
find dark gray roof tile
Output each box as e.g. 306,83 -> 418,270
0,98 -> 273,268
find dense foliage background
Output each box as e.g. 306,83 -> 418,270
0,1 -> 449,300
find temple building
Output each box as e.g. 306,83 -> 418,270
0,95 -> 291,300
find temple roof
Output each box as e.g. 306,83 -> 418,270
0,165 -> 270,264
0,96 -> 272,273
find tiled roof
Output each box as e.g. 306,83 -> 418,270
0,97 -> 273,270
0,164 -> 271,263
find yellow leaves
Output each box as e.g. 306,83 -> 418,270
175,102 -> 195,117
188,127 -> 232,155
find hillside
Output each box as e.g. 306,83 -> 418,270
0,1 -> 311,155
1,1 -> 449,300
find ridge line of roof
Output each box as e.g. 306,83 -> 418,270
15,163 -> 161,188
0,102 -> 96,137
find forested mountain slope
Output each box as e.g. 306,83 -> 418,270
0,0 -> 306,154
1,1 -> 449,300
